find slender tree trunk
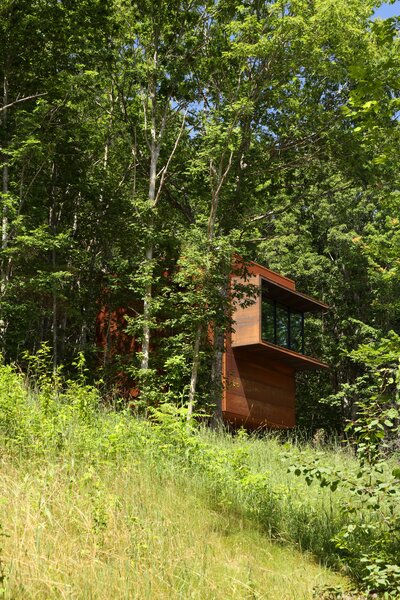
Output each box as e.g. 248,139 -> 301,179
1,74 -> 9,257
51,240 -> 57,373
208,184 -> 223,420
186,178 -> 221,413
50,164 -> 57,372
52,255 -> 57,371
0,72 -> 9,348
98,89 -> 113,217
187,325 -> 202,420
211,326 -> 224,426
211,272 -> 231,425
187,150 -> 234,417
140,75 -> 159,373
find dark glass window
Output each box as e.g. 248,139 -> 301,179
290,310 -> 304,353
276,303 -> 289,347
261,297 -> 275,343
261,283 -> 304,353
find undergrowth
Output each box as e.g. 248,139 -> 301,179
0,354 -> 398,598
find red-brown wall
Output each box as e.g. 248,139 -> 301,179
223,334 -> 296,429
224,260 -> 297,428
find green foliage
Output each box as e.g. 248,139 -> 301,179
0,359 -> 29,446
1,0 -> 399,423
288,330 -> 400,596
1,359 -> 399,595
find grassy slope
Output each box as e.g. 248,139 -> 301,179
5,363 -> 397,598
199,429 -> 355,557
0,454 -> 348,599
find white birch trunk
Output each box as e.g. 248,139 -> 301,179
187,151 -> 233,417
187,326 -> 202,420
0,72 -> 9,346
140,42 -> 159,374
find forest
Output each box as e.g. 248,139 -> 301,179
1,0 -> 399,430
0,0 -> 400,598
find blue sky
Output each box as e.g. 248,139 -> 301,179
373,1 -> 400,18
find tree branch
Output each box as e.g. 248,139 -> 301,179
154,109 -> 187,206
0,93 -> 47,113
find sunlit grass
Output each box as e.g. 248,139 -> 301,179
0,361 -> 380,597
0,453 -> 348,599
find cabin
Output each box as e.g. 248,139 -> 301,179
224,261 -> 328,429
97,260 -> 328,428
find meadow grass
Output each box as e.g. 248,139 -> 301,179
1,362 -> 397,598
0,451 -> 349,599
195,428 -> 356,559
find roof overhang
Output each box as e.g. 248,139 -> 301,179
262,278 -> 329,313
233,343 -> 329,371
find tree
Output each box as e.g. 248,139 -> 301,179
0,0 -> 116,364
0,0 -> 399,434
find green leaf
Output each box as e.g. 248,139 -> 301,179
392,468 -> 400,479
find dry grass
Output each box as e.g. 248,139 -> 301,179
0,454 -> 348,599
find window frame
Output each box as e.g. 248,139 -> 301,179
261,283 -> 305,354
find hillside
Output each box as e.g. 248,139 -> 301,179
1,451 -> 347,599
2,362 -> 399,598
1,2 -> 400,597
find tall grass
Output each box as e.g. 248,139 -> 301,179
194,429 -> 353,560
0,453 -> 347,599
1,359 -> 395,597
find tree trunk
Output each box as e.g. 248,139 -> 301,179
188,154 -> 230,413
210,326 -> 224,427
140,69 -> 159,374
52,248 -> 58,373
186,177 -> 221,413
187,325 -> 202,420
140,135 -> 158,372
1,74 -> 9,256
50,164 -> 57,373
0,72 -> 9,348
